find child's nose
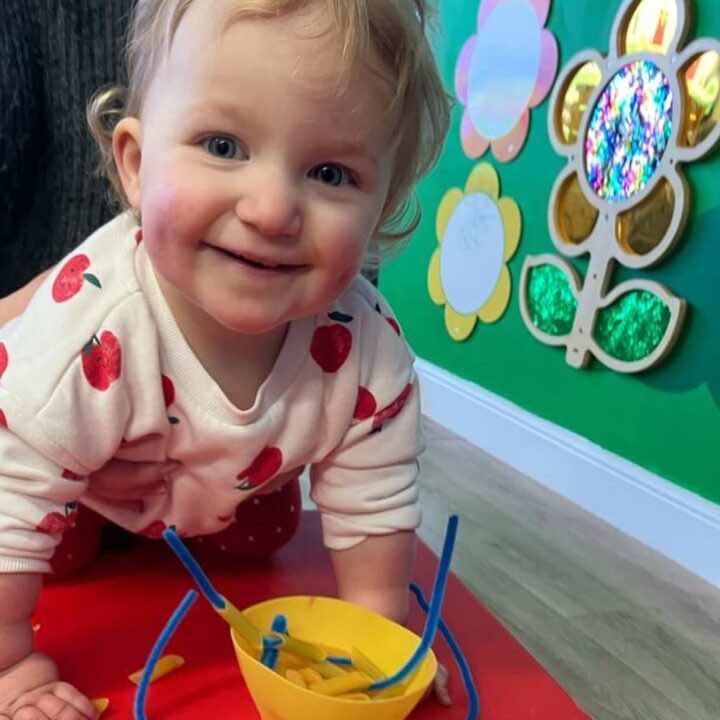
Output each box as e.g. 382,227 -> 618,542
234,170 -> 302,238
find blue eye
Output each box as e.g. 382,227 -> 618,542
203,136 -> 242,160
308,163 -> 355,187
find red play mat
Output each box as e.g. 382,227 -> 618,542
34,511 -> 588,719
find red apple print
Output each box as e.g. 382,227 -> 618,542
311,325 -> 352,373
374,303 -> 401,335
0,342 -> 7,379
37,512 -> 69,534
139,520 -> 167,539
237,446 -> 283,490
162,375 -> 174,406
36,503 -> 78,534
52,255 -> 102,302
354,386 -> 377,420
135,229 -> 144,244
81,331 -> 122,391
0,410 -> 6,428
372,383 -> 413,431
161,374 -> 180,424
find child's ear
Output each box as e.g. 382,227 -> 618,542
113,118 -> 143,210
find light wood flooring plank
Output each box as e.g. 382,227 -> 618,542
416,418 -> 720,720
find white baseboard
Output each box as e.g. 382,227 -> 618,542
415,358 -> 720,590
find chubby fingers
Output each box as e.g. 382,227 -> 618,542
434,664 -> 452,706
89,459 -> 179,500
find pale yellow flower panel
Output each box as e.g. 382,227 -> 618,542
427,250 -> 447,305
478,265 -> 512,323
436,189 -> 464,243
445,305 -> 477,342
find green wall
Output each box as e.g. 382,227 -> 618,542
380,0 -> 720,504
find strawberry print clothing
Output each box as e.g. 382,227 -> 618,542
0,213 -> 423,573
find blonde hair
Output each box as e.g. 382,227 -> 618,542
88,0 -> 451,251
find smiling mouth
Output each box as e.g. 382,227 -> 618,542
212,246 -> 303,272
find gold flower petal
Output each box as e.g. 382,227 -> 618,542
464,162 -> 499,200
623,0 -> 679,56
427,250 -> 446,305
478,266 -> 512,323
436,189 -> 464,243
499,197 -> 522,261
678,49 -> 720,150
445,305 -> 477,342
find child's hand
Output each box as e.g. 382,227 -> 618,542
89,458 -> 180,500
433,663 -> 452,706
0,651 -> 97,720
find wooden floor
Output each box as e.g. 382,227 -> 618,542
415,418 -> 720,720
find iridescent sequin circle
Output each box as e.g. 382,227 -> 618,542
585,60 -> 673,201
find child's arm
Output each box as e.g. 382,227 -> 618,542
329,530 -> 416,624
0,573 -> 40,674
0,574 -> 97,718
310,289 -> 452,705
330,529 -> 453,706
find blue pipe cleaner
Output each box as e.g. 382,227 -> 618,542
134,590 -> 198,720
409,583 -> 480,720
163,528 -> 224,608
137,516 -> 479,716
271,614 -> 288,634
369,514 -> 458,690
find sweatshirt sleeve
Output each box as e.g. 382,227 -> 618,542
0,421 -> 89,574
309,286 -> 425,550
0,289 -> 164,571
0,221 -> 166,572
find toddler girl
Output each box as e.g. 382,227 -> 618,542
0,0 -> 450,716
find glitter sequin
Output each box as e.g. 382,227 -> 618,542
594,289 -> 671,361
585,60 -> 673,201
527,265 -> 577,337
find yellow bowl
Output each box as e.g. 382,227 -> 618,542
230,595 -> 437,720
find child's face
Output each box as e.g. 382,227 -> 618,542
118,0 -> 396,336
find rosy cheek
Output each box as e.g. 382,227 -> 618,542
149,188 -> 175,224
144,177 -> 204,239
141,163 -> 177,220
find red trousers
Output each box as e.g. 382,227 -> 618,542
48,479 -> 302,578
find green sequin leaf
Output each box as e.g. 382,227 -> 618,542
526,264 -> 577,337
594,290 -> 671,363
